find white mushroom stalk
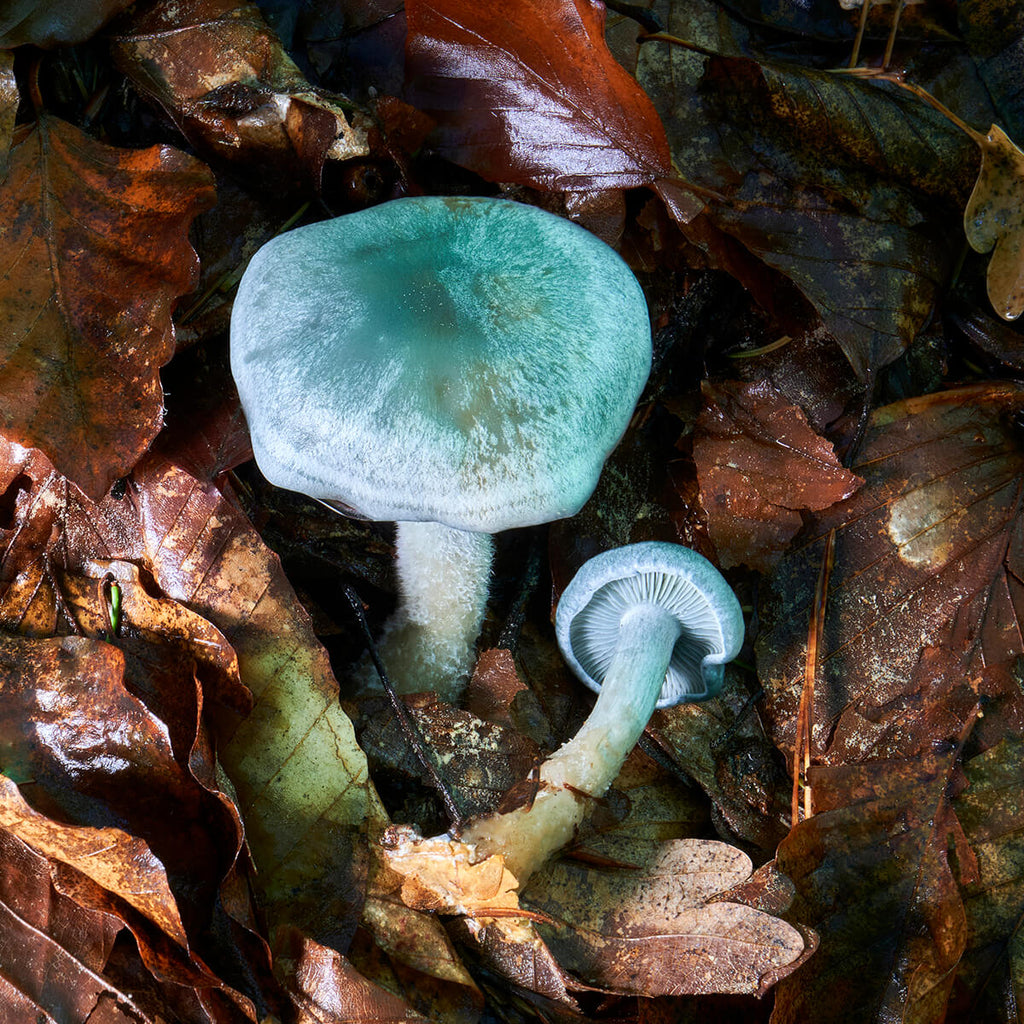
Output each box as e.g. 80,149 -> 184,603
374,521 -> 493,702
459,542 -> 744,885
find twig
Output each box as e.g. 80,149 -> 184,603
342,584 -> 464,830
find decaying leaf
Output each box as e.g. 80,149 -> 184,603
0,0 -> 134,46
0,52 -> 14,177
110,0 -> 367,192
0,826 -> 145,1024
405,0 -> 672,193
693,380 -> 862,571
963,124 -> 1024,320
757,383 -> 1024,762
775,754 -> 968,1023
951,736 -> 1024,1018
0,116 -> 214,497
376,824 -> 521,918
0,436 -> 387,952
523,838 -> 806,997
636,35 -> 972,377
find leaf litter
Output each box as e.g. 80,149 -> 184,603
1,1 -> 1024,1021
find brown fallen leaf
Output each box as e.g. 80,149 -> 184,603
110,0 -> 367,193
523,837 -> 806,998
0,115 -> 214,497
963,124 -> 1024,320
405,0 -> 673,194
0,825 -> 146,1024
775,753 -> 968,1023
0,0 -> 134,46
757,382 -> 1024,762
0,435 -> 387,953
693,380 -> 863,571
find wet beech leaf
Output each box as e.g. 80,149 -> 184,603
281,930 -> 429,1023
693,380 -> 863,571
951,736 -> 1024,1018
0,0 -> 134,47
0,116 -> 215,497
405,0 -> 672,192
0,827 -> 145,1024
0,770 -> 190,955
110,0 -> 368,192
757,383 -> 1024,762
963,124 -> 1024,320
0,435 -> 386,952
637,42 -> 971,376
523,838 -> 806,997
775,755 -> 967,1023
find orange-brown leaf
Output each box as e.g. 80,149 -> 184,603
405,0 -> 672,192
0,116 -> 214,497
693,380 -> 862,571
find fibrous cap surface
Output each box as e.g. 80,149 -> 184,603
230,196 -> 652,532
555,542 -> 745,706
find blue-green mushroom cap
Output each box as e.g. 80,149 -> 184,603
555,542 -> 745,706
230,196 -> 652,533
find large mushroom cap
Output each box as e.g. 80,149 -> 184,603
555,542 -> 745,707
230,196 -> 652,533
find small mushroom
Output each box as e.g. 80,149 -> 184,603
459,542 -> 744,884
230,196 -> 651,701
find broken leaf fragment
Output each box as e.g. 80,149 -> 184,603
963,123 -> 1024,320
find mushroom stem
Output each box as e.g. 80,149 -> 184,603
459,602 -> 681,884
375,521 -> 494,702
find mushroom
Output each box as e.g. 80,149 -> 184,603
459,541 -> 744,884
230,196 -> 651,701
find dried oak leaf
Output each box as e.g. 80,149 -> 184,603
404,0 -> 673,194
0,116 -> 214,498
757,382 -> 1024,762
775,753 -> 968,1023
963,124 -> 1024,320
522,838 -> 806,997
693,380 -> 862,571
110,0 -> 368,193
949,735 -> 1024,1018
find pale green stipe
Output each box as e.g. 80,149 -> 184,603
460,603 -> 681,883
459,542 -> 744,884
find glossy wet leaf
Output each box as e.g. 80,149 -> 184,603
957,0 -> 1024,142
0,116 -> 214,497
0,435 -> 386,951
0,0 -> 133,46
693,380 -> 862,571
757,383 -> 1024,762
637,39 -> 972,376
110,0 -> 367,193
523,838 -> 806,997
775,754 -> 967,1023
963,124 -> 1024,320
951,736 -> 1024,1019
0,826 -> 146,1023
405,0 -> 672,192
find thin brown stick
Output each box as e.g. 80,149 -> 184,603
882,0 -> 906,69
849,0 -> 871,69
791,529 -> 835,825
